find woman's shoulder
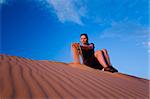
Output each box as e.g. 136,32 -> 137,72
89,43 -> 94,46
89,43 -> 95,49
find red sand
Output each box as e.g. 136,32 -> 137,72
0,54 -> 149,99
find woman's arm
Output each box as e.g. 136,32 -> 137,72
71,43 -> 81,64
89,43 -> 94,49
82,43 -> 94,50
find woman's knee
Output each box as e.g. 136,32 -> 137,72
102,49 -> 108,53
95,50 -> 103,57
96,50 -> 103,53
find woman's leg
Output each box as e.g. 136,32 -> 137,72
101,49 -> 112,66
95,49 -> 118,72
94,50 -> 108,68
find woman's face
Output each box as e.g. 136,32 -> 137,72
80,35 -> 88,44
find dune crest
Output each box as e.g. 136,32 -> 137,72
0,54 -> 149,99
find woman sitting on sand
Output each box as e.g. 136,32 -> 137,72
71,33 -> 118,73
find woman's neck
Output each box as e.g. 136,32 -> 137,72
82,43 -> 89,46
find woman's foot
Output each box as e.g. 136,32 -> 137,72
104,66 -> 118,73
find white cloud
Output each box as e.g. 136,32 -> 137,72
147,41 -> 150,53
100,21 -> 149,52
148,42 -> 150,46
0,0 -> 8,5
100,21 -> 148,41
148,49 -> 150,53
46,0 -> 86,25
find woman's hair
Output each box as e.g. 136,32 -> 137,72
80,33 -> 88,40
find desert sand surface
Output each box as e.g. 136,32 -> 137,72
0,54 -> 149,99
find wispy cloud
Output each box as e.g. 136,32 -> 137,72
0,0 -> 8,5
45,0 -> 86,25
147,41 -> 150,53
100,21 -> 148,40
142,41 -> 150,54
100,21 -> 149,49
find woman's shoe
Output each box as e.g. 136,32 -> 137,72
104,66 -> 118,73
110,66 -> 118,72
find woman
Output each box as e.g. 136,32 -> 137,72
71,33 -> 118,73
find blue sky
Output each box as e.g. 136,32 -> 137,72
1,0 -> 149,79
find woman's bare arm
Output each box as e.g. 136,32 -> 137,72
71,43 -> 81,64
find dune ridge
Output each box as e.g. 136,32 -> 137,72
0,54 -> 149,99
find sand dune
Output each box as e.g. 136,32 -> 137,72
0,54 -> 149,99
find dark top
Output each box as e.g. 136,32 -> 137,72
80,43 -> 103,70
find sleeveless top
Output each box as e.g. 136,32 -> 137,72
80,43 -> 103,70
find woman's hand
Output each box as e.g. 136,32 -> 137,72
72,43 -> 80,49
